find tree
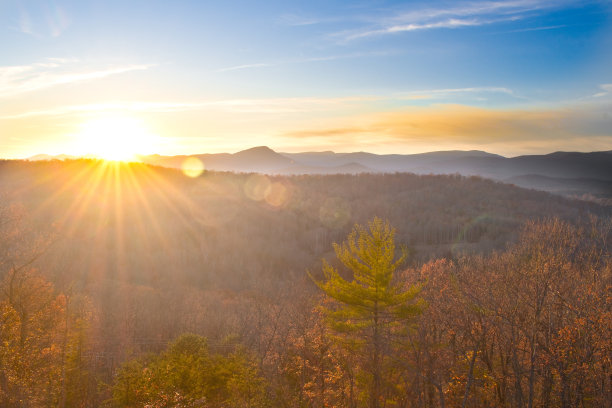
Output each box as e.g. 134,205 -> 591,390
312,217 -> 423,408
281,303 -> 353,408
0,203 -> 81,407
111,333 -> 271,407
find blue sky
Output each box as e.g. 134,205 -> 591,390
1,0 -> 611,158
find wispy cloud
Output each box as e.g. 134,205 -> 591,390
0,101 -> 203,120
282,102 -> 612,148
17,7 -> 34,35
335,0 -> 569,41
0,59 -> 154,98
216,63 -> 274,73
277,13 -> 336,26
499,24 -> 567,33
216,50 -> 399,72
345,18 -> 488,40
395,86 -> 518,100
1,96 -> 380,120
203,96 -> 380,113
13,3 -> 70,37
593,83 -> 612,98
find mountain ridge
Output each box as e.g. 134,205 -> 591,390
26,147 -> 612,200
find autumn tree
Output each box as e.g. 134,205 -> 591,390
279,302 -> 355,408
312,217 -> 423,408
111,333 -> 271,407
0,203 -> 95,407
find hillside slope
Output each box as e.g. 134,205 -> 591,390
1,159 -> 608,291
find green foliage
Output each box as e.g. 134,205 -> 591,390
111,333 -> 270,408
313,217 -> 423,340
312,217 -> 423,407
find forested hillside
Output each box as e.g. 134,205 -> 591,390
134,147 -> 612,201
0,159 -> 610,407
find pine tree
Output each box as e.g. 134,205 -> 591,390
312,217 -> 423,408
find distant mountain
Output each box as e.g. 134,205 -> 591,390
141,146 -> 293,173
281,150 -> 502,173
283,150 -> 612,200
230,146 -> 294,172
139,148 -> 509,175
29,147 -> 612,200
28,154 -> 75,161
427,151 -> 612,181
276,162 -> 374,175
281,150 -> 612,180
506,175 -> 612,200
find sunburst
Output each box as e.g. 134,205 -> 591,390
74,115 -> 160,161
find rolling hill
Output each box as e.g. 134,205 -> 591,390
129,148 -> 612,200
27,148 -> 612,200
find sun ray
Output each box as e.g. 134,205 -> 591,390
121,164 -> 174,261
28,159 -> 100,218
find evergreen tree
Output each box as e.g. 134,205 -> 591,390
312,217 -> 423,408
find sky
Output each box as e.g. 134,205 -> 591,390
1,0 -> 611,158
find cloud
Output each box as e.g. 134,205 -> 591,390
216,50 -> 400,72
335,0 -> 570,41
13,3 -> 70,37
205,96 -> 382,113
0,59 -> 154,98
215,63 -> 273,73
345,18 -> 486,40
593,83 -> 612,98
18,8 -> 34,35
282,103 -> 612,148
499,24 -> 567,33
277,14 -> 332,26
46,5 -> 70,37
395,86 -> 518,100
0,101 -> 204,120
1,96 -> 381,120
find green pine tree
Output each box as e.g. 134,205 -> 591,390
311,217 -> 423,408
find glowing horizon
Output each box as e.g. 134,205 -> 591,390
1,1 -> 611,158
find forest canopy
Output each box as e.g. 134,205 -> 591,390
0,159 -> 610,407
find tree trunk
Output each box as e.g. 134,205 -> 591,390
462,345 -> 478,408
371,303 -> 381,408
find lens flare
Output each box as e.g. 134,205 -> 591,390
265,182 -> 289,207
244,174 -> 271,201
182,157 -> 205,178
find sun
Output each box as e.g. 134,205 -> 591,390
75,116 -> 160,161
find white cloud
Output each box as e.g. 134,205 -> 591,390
335,0 -> 571,41
347,18 -> 485,40
1,96 -> 381,120
500,24 -> 566,33
0,59 -> 154,98
202,96 -> 379,113
215,63 -> 273,73
394,86 -> 519,101
592,83 -> 612,98
216,50 -> 400,72
0,101 -> 203,120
